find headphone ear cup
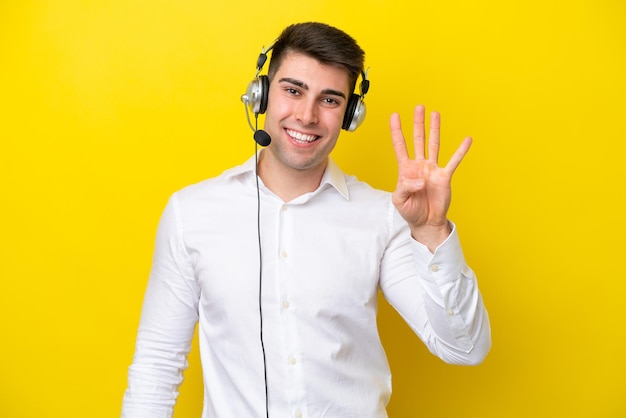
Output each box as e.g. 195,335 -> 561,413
245,75 -> 270,115
342,94 -> 366,131
342,94 -> 359,131
258,75 -> 269,114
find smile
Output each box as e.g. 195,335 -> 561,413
286,129 -> 319,144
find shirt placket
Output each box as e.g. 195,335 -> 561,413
276,202 -> 308,418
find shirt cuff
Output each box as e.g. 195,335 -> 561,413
411,222 -> 463,262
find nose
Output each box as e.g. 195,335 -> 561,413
295,98 -> 318,125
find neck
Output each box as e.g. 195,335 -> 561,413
257,150 -> 327,202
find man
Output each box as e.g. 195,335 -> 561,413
122,22 -> 491,418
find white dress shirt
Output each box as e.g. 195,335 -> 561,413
122,155 -> 491,418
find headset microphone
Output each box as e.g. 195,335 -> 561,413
254,129 -> 271,147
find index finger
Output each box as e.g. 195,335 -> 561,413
445,136 -> 473,174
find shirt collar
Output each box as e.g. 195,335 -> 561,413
224,152 -> 350,200
320,158 -> 349,200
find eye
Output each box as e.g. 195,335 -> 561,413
285,87 -> 300,96
321,97 -> 341,107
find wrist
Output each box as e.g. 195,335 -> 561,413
410,221 -> 452,253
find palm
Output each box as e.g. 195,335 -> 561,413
390,105 -> 472,230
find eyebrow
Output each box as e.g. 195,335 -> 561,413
278,77 -> 347,100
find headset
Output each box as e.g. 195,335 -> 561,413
241,43 -> 370,146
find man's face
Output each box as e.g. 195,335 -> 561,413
262,51 -> 351,174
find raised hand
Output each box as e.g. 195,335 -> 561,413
390,105 -> 472,251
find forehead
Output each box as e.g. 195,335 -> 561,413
273,52 -> 351,93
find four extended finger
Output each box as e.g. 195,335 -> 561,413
392,106 -> 471,176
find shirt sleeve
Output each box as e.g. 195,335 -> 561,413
379,208 -> 491,366
122,193 -> 201,417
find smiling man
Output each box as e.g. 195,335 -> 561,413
122,22 -> 491,418
258,52 -> 351,201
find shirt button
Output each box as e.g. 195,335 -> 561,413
282,204 -> 288,211
430,264 -> 440,272
447,309 -> 455,316
288,356 -> 297,365
295,411 -> 302,418
281,251 -> 288,258
282,300 -> 290,309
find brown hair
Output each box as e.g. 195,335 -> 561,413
267,22 -> 365,92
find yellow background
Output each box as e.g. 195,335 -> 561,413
1,0 -> 625,417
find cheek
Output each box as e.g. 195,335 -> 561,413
265,97 -> 291,124
266,87 -> 289,111
263,99 -> 285,129
323,109 -> 346,132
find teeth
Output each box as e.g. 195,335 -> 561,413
287,129 -> 317,143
